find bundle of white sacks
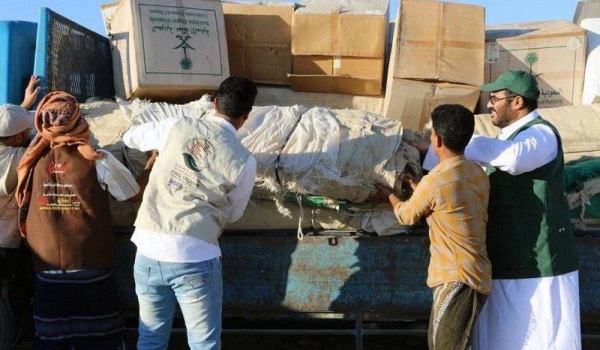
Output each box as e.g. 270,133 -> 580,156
82,96 -> 422,235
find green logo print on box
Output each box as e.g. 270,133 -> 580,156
140,4 -> 223,75
525,53 -> 538,74
174,34 -> 196,70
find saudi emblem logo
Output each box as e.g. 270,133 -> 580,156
182,138 -> 215,171
174,35 -> 195,70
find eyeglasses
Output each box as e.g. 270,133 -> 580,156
489,95 -> 516,104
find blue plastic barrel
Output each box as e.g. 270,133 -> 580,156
0,21 -> 37,105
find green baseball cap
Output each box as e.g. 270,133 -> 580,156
480,70 -> 540,100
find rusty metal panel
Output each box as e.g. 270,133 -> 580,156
114,233 -> 431,318
221,235 -> 431,318
113,231 -> 600,320
576,236 -> 600,317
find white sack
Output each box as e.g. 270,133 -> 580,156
239,105 -> 422,215
116,95 -> 213,125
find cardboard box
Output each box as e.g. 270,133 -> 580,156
383,79 -> 481,131
105,0 -> 229,102
574,1 -> 600,26
291,0 -> 388,57
389,0 -> 485,86
289,0 -> 388,96
481,20 -> 587,111
223,2 -> 294,85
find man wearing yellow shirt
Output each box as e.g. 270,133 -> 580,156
375,104 -> 491,350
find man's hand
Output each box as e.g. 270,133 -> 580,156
373,182 -> 403,208
144,150 -> 159,170
130,150 -> 159,203
369,182 -> 393,203
21,75 -> 41,110
373,182 -> 393,197
400,173 -> 419,191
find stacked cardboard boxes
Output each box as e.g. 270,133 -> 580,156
223,2 -> 295,86
105,0 -> 229,102
481,20 -> 587,112
289,0 -> 389,96
383,0 -> 485,131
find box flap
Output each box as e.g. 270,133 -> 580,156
383,79 -> 480,131
289,74 -> 382,96
293,55 -> 383,79
100,1 -> 121,35
296,0 -> 388,15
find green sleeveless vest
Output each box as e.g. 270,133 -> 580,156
485,118 -> 578,279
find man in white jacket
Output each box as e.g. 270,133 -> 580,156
123,76 -> 258,350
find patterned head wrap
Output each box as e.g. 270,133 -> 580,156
15,91 -> 102,218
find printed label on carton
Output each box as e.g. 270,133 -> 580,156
539,88 -> 565,106
333,56 -> 342,69
485,43 -> 500,64
138,4 -> 224,75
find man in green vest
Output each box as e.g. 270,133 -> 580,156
463,70 -> 580,350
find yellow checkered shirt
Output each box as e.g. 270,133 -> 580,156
394,155 -> 492,294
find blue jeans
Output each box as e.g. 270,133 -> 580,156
134,253 -> 222,350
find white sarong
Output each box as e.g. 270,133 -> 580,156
472,270 -> 581,350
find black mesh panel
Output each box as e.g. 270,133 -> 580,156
44,10 -> 114,102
